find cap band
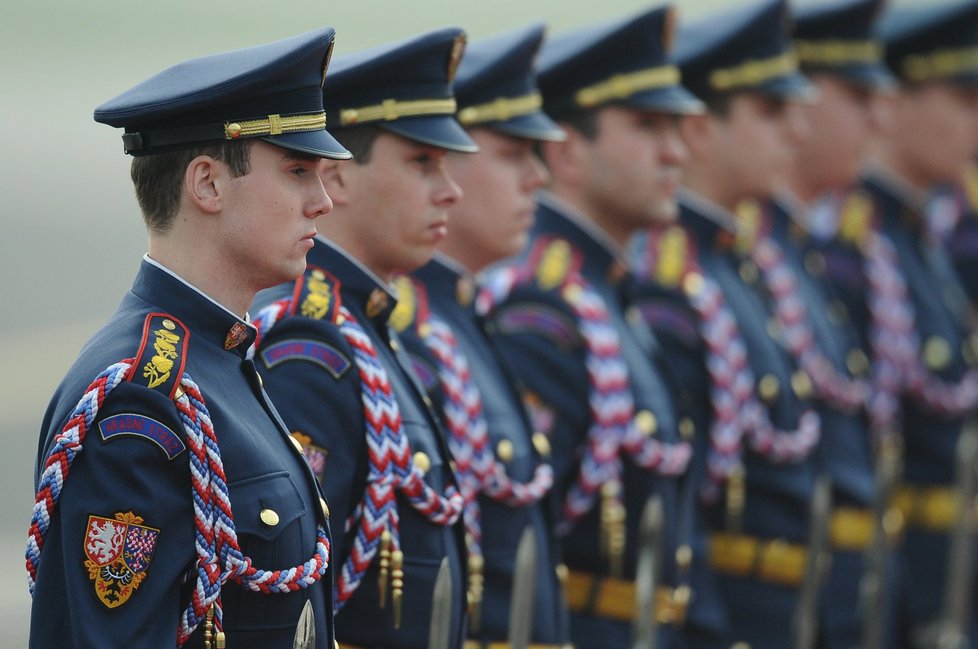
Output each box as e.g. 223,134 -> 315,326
901,45 -> 978,82
709,51 -> 799,91
339,97 -> 458,125
121,111 -> 328,154
795,40 -> 882,66
457,93 -> 543,125
574,65 -> 682,108
224,112 -> 327,139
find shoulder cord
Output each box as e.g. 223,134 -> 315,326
864,229 -> 978,425
26,359 -> 329,647
752,236 -> 869,413
253,299 -> 463,611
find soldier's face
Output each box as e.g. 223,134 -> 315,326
441,129 -> 549,271
220,140 -> 332,291
582,106 -> 687,232
887,82 -> 978,188
792,75 -> 874,195
322,132 -> 463,280
713,93 -> 794,201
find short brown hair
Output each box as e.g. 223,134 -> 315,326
130,139 -> 253,233
333,125 -> 381,165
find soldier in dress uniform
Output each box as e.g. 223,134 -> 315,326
387,24 -> 572,649
479,6 -> 703,648
628,2 -> 834,647
810,2 -> 978,645
250,29 -> 475,649
753,2 -> 900,646
27,28 -> 349,649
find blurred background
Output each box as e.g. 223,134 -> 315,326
0,0 -> 915,643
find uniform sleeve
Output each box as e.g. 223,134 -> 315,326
487,284 -> 590,493
31,382 -> 196,648
254,316 -> 368,570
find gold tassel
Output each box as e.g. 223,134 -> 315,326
726,463 -> 746,533
378,529 -> 392,609
468,553 -> 485,633
392,550 -> 405,629
204,604 -> 215,649
600,481 -> 626,578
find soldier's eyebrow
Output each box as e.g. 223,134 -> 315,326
281,151 -> 323,163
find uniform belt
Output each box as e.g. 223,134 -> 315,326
893,484 -> 978,532
563,568 -> 690,624
463,642 -> 575,649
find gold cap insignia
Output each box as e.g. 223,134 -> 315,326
447,33 -> 467,84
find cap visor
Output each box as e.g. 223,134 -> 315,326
481,112 -> 567,142
379,116 -> 479,153
622,85 -> 707,115
261,129 -> 352,160
757,72 -> 819,101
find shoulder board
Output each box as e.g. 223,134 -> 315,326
838,191 -> 873,246
526,237 -> 583,291
294,266 -> 341,322
389,275 -> 430,334
652,226 -> 690,288
126,313 -> 190,400
733,198 -> 763,254
963,162 -> 978,214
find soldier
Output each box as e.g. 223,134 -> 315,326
480,6 -> 703,648
753,2 -> 899,646
811,1 -> 978,645
388,23 -> 571,649
629,1 -> 831,647
251,29 -> 475,649
26,27 -> 348,648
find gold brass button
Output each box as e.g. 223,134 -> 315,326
419,322 -> 432,338
846,348 -> 870,376
804,251 -> 825,276
678,417 -> 695,440
260,508 -> 280,527
676,544 -> 693,570
389,338 -> 400,352
555,563 -> 569,584
413,451 -> 431,474
791,370 -> 813,400
634,409 -> 658,436
758,374 -> 780,402
739,260 -> 759,284
335,312 -> 346,325
496,439 -> 514,462
924,336 -> 951,371
162,318 -> 177,331
320,497 -> 330,519
532,432 -> 551,457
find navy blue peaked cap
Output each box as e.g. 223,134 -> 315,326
676,0 -> 815,102
879,0 -> 978,85
95,27 -> 350,159
324,27 -> 478,153
794,0 -> 895,89
536,5 -> 705,120
454,23 -> 565,142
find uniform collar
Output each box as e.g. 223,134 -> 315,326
533,190 -> 630,285
310,236 -> 399,323
677,188 -> 738,250
414,254 -> 478,309
135,256 -> 256,357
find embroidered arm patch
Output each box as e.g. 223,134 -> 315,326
98,413 -> 186,460
260,338 -> 351,378
494,303 -> 581,350
84,511 -> 159,609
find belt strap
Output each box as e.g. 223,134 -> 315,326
563,569 -> 690,624
893,484 -> 978,532
463,642 -> 574,649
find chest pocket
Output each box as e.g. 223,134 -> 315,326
229,471 -> 309,543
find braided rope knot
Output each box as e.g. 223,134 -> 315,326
27,356 -> 329,648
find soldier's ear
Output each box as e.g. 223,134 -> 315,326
539,129 -> 588,186
184,155 -> 223,214
318,159 -> 351,206
678,113 -> 714,160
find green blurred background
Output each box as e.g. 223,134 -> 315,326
0,0 -> 914,643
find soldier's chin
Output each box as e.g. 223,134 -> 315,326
648,201 -> 679,227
